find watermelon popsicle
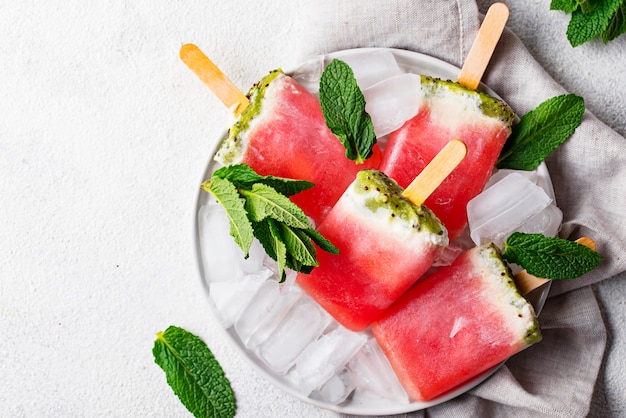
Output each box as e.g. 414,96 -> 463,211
297,140 -> 467,332
217,69 -> 383,224
378,2 -> 512,240
378,77 -> 515,240
371,243 -> 542,402
180,44 -> 382,224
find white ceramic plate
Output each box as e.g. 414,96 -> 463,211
194,47 -> 552,415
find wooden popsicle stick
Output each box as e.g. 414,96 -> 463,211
179,43 -> 250,117
456,2 -> 509,90
515,237 -> 597,296
402,139 -> 467,205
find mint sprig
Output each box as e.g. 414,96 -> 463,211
153,326 -> 235,418
502,232 -> 602,280
207,176 -> 255,256
551,0 -> 626,46
603,2 -> 626,42
201,164 -> 339,280
241,183 -> 310,228
319,59 -> 377,164
551,0 -> 580,14
211,163 -> 312,197
497,94 -> 584,171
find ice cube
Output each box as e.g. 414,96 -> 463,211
535,164 -> 557,200
209,268 -> 273,328
258,297 -> 333,374
349,338 -> 409,403
234,279 -> 301,349
433,244 -> 463,267
291,56 -> 325,95
467,173 -> 553,247
241,239 -> 266,274
518,203 -> 563,238
281,268 -> 299,287
363,73 -> 422,138
198,204 -> 265,281
332,49 -> 403,90
295,326 -> 367,395
488,167 -> 557,200
262,254 -> 299,287
485,168 -> 538,190
310,368 -> 355,405
198,204 -> 244,282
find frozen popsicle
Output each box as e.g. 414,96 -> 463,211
377,3 -> 512,240
378,76 -> 515,239
371,243 -> 541,402
216,68 -> 383,223
180,45 -> 382,224
297,140 -> 466,331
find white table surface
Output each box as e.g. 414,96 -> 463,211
1,1 -> 624,417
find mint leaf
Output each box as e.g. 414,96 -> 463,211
202,177 -> 254,256
153,326 -> 235,418
201,164 -> 338,276
251,218 -> 289,281
551,0 -> 626,46
497,94 -> 584,170
251,220 -> 279,260
502,232 -> 602,280
241,183 -> 310,229
212,164 -> 262,184
577,0 -> 602,14
303,227 -> 340,255
319,59 -> 376,164
288,257 -> 314,276
602,1 -> 626,42
252,220 -> 320,281
267,219 -> 288,280
566,0 -> 623,46
258,177 -> 314,198
551,0 -> 579,13
251,220 -> 276,259
279,223 -> 319,268
213,164 -> 313,197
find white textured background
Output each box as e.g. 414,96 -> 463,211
1,1 -> 624,417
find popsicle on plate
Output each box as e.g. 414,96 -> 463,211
215,69 -> 381,224
371,243 -> 541,402
379,76 -> 515,239
296,169 -> 449,332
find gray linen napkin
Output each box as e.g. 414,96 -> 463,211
296,1 -> 626,416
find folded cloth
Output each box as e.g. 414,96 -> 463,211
297,1 -> 626,416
